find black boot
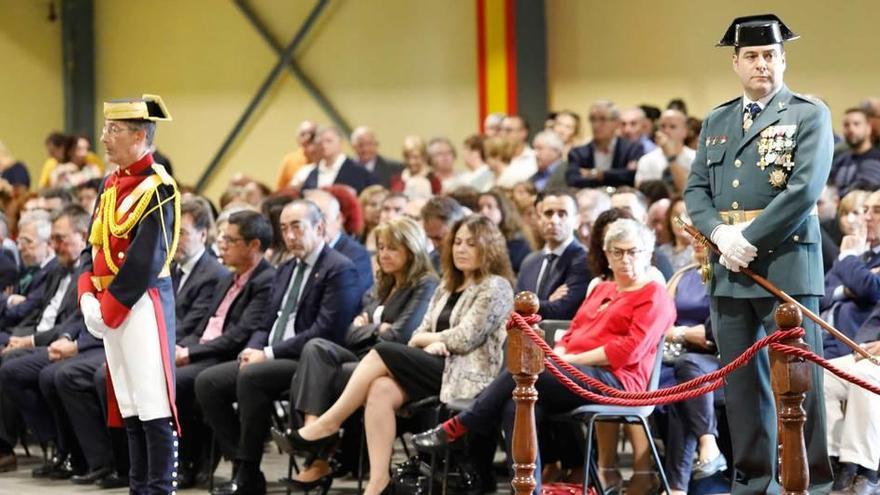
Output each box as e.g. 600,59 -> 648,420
123,417 -> 149,493
142,417 -> 178,494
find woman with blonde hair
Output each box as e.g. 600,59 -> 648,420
287,215 -> 514,495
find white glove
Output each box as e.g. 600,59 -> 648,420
712,224 -> 757,269
80,293 -> 109,339
719,254 -> 742,273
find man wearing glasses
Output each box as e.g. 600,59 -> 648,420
565,100 -> 645,188
684,15 -> 833,494
77,94 -> 181,493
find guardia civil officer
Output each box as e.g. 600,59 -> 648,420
683,15 -> 834,495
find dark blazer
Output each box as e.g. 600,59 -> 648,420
855,305 -> 880,344
248,245 -> 360,359
515,240 -> 590,320
360,274 -> 439,344
820,251 -> 880,359
180,258 -> 276,362
302,157 -> 377,194
332,233 -> 373,306
0,258 -> 59,331
507,236 -> 532,273
7,263 -> 87,348
370,155 -> 404,188
565,138 -> 644,188
173,251 -> 229,343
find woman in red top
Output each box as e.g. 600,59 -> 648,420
412,218 -> 676,488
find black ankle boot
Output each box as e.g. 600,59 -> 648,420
141,417 -> 178,494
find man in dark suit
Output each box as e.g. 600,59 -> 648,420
516,190 -> 590,321
195,199 -> 360,494
820,190 -> 880,360
172,198 -> 228,342
0,204 -> 91,477
0,210 -> 56,342
351,126 -> 403,188
174,211 -> 276,487
530,131 -> 568,193
566,100 -> 645,188
305,189 -> 373,304
302,127 -> 377,194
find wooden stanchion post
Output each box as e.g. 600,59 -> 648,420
507,292 -> 545,495
770,303 -> 811,494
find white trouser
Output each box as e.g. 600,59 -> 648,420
103,293 -> 172,421
824,354 -> 880,469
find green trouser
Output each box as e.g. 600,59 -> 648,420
710,296 -> 833,495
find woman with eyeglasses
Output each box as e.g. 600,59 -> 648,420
412,219 -> 676,494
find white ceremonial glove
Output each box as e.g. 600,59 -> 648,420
719,254 -> 742,273
80,293 -> 110,339
712,225 -> 757,268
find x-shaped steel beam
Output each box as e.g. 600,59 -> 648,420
196,0 -> 351,191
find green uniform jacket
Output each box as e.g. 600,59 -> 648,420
684,85 -> 833,299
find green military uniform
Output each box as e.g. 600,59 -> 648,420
684,15 -> 834,495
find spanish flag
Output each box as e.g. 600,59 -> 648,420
476,0 -> 517,129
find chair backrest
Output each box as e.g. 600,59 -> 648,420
539,320 -> 572,348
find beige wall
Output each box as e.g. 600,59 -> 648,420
94,0 -> 478,201
547,0 -> 880,139
0,0 -> 63,179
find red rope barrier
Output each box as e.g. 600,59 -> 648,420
509,312 -> 880,407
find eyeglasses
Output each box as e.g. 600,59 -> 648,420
217,235 -> 245,245
101,123 -> 137,136
605,247 -> 645,260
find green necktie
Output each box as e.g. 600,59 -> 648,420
271,262 -> 307,345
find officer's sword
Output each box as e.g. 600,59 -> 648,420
674,215 -> 880,366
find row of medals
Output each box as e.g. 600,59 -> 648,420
757,126 -> 796,189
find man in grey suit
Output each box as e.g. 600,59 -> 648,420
683,14 -> 833,495
351,126 -> 403,189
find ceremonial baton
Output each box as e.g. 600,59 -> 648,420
673,215 -> 880,366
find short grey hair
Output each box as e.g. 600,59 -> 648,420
303,189 -> 340,222
589,100 -> 620,120
18,210 -> 52,242
603,218 -> 655,252
533,130 -> 564,153
285,199 -> 325,228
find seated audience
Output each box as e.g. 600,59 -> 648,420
820,190 -> 880,360
656,197 -> 694,273
196,199 -> 360,494
420,196 -> 466,272
0,211 -> 56,337
530,130 -> 568,192
552,110 -> 582,156
635,109 -> 694,193
0,140 -> 30,195
449,134 -> 493,193
302,127 -> 376,194
174,211 -> 277,486
427,137 -> 457,191
566,101 -> 643,188
497,116 -> 538,188
659,242 -> 725,494
575,188 -> 611,247
287,215 -> 514,495
351,126 -> 403,189
830,108 -> 880,195
358,185 -> 389,244
824,308 -> 880,493
392,136 -> 441,198
412,219 -> 675,495
276,120 -> 317,191
478,189 -> 534,272
515,190 -> 589,320
281,217 -> 438,488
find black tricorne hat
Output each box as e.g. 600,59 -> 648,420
716,14 -> 799,47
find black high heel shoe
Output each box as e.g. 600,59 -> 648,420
282,474 -> 333,495
289,428 -> 340,456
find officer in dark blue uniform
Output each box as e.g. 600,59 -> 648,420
684,15 -> 834,494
